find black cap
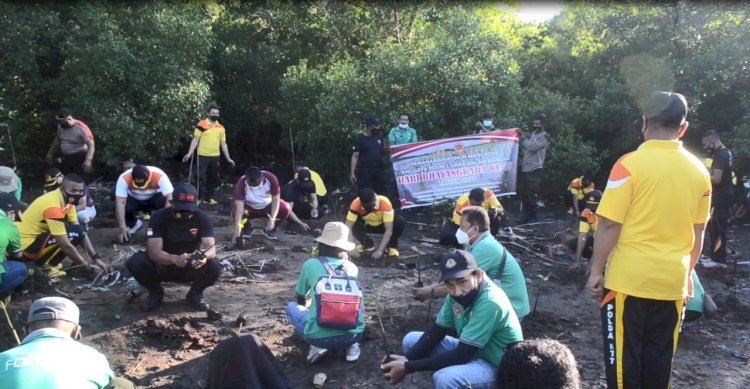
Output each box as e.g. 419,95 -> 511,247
0,192 -> 22,213
132,165 -> 150,182
298,168 -> 312,181
366,116 -> 382,126
359,188 -> 376,204
585,190 -> 602,210
439,250 -> 478,282
245,166 -> 262,181
172,183 -> 198,211
469,188 -> 485,204
482,111 -> 495,119
642,91 -> 688,121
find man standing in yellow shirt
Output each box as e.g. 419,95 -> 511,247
586,92 -> 711,389
182,106 -> 235,204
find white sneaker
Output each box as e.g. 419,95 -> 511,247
345,342 -> 360,362
306,345 -> 327,364
536,200 -> 546,208
128,219 -> 144,236
700,259 -> 727,269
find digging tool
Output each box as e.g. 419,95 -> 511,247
375,291 -> 393,364
0,299 -> 20,345
235,311 -> 248,333
207,308 -> 240,336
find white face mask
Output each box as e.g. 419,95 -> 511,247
482,120 -> 493,127
455,228 -> 471,245
398,123 -> 408,130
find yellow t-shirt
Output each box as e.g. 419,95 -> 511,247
599,140 -> 711,300
193,119 -> 226,157
17,190 -> 78,249
568,177 -> 595,200
578,208 -> 598,234
346,196 -> 394,227
451,189 -> 502,225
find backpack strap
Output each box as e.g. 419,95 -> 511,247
317,256 -> 346,276
494,248 -> 508,281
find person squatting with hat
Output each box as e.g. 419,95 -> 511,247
114,164 -> 174,243
125,183 -> 220,312
0,166 -> 22,202
345,188 -> 405,259
586,91 -> 711,389
439,187 -> 505,248
280,163 -> 327,220
382,250 -> 523,388
17,173 -> 105,278
0,193 -> 27,297
286,222 -> 364,364
0,296 -> 135,388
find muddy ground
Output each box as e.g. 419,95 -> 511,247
1,194 -> 749,388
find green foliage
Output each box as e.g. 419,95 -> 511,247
0,1 -> 747,195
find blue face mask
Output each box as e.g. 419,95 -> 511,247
398,123 -> 408,130
482,120 -> 493,127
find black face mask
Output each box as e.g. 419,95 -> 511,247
209,115 -> 220,122
58,120 -> 73,129
453,278 -> 486,309
371,128 -> 380,135
363,203 -> 375,213
64,192 -> 84,205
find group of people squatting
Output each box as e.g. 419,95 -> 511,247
0,91 -> 737,388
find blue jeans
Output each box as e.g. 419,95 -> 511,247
0,261 -> 28,296
286,302 -> 361,349
403,331 -> 496,389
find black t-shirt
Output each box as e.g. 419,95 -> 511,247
711,147 -> 734,201
352,133 -> 384,166
147,207 -> 214,255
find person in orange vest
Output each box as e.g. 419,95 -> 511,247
439,188 -> 504,248
182,106 -> 235,204
566,190 -> 601,273
564,175 -> 595,216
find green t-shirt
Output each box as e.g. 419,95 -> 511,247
388,127 -> 418,145
294,256 -> 365,339
436,279 -> 523,368
0,211 -> 21,283
685,270 -> 704,313
467,233 -> 531,319
0,328 -> 114,388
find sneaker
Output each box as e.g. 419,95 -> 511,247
264,229 -> 279,240
143,287 -> 164,311
241,227 -> 254,239
306,345 -> 328,364
386,247 -> 400,257
700,259 -> 727,269
355,244 -> 375,253
345,342 -> 361,362
536,200 -> 545,208
567,207 -> 574,215
207,199 -> 219,205
185,289 -> 210,311
128,219 -> 144,236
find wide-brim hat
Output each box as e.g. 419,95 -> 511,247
315,222 -> 355,251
